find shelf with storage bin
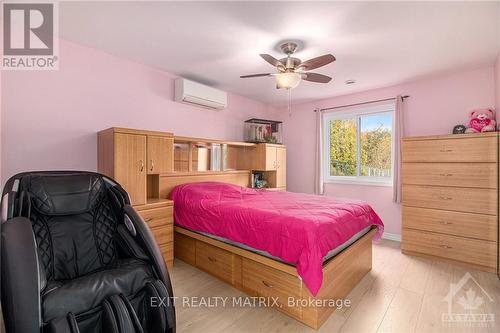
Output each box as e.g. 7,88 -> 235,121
171,137 -> 287,191
174,135 -> 257,147
173,135 -> 256,173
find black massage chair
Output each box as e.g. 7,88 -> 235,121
0,171 -> 176,333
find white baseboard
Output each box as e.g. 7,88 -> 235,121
382,232 -> 401,242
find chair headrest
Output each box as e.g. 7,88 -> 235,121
23,173 -> 105,216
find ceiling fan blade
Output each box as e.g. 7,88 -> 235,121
302,72 -> 332,83
260,54 -> 286,71
298,54 -> 336,71
260,54 -> 282,67
240,73 -> 272,78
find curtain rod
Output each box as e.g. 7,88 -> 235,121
315,95 -> 410,112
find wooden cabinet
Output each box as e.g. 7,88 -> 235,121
135,199 -> 174,268
276,146 -> 286,188
147,136 -> 174,174
254,144 -> 279,170
253,144 -> 287,189
401,133 -> 498,273
98,128 -> 175,267
98,128 -> 174,205
114,133 -> 147,205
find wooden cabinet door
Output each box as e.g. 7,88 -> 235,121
266,146 -> 278,170
114,133 -> 147,205
253,144 -> 277,171
147,136 -> 173,174
276,147 -> 286,188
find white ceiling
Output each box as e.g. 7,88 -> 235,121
59,1 -> 500,106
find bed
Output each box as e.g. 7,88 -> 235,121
163,172 -> 383,329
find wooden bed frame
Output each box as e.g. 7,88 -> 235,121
162,171 -> 374,330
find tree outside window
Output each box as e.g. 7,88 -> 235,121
324,105 -> 394,185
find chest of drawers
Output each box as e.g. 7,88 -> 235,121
401,133 -> 498,273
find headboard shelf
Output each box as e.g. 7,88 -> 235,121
98,127 -> 286,204
174,136 -> 255,173
161,170 -> 250,177
159,170 -> 251,198
174,135 -> 257,147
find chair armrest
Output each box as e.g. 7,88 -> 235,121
123,206 -> 174,298
1,217 -> 42,333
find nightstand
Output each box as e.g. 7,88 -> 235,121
134,199 -> 174,268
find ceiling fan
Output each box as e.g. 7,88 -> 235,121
240,42 -> 335,89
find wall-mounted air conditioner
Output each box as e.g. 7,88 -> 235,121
174,78 -> 228,110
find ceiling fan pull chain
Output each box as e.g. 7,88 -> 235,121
288,88 -> 292,117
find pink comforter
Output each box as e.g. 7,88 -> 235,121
171,182 -> 384,296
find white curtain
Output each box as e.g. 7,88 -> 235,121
393,96 -> 404,203
314,109 -> 324,195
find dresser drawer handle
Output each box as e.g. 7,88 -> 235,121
439,173 -> 453,177
207,256 -> 217,263
262,280 -> 274,288
439,244 -> 452,249
439,149 -> 453,153
438,220 -> 452,225
145,218 -> 153,223
439,196 -> 452,200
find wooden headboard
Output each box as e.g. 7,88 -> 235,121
158,170 -> 251,198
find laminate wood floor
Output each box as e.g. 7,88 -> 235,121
171,240 -> 500,333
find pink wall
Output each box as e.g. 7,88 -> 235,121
496,52 -> 500,111
278,66 -> 496,236
0,39 -> 276,183
0,69 -> 2,184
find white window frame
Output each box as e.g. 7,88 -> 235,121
322,103 -> 395,187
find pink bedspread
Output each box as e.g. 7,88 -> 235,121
171,182 -> 384,296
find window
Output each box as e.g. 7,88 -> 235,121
323,103 -> 395,186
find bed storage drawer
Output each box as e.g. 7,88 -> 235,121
402,229 -> 497,270
402,206 -> 497,241
195,242 -> 233,283
174,232 -> 196,265
242,258 -> 302,318
402,136 -> 497,163
402,184 -> 497,215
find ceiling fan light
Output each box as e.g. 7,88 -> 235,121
275,72 -> 302,89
